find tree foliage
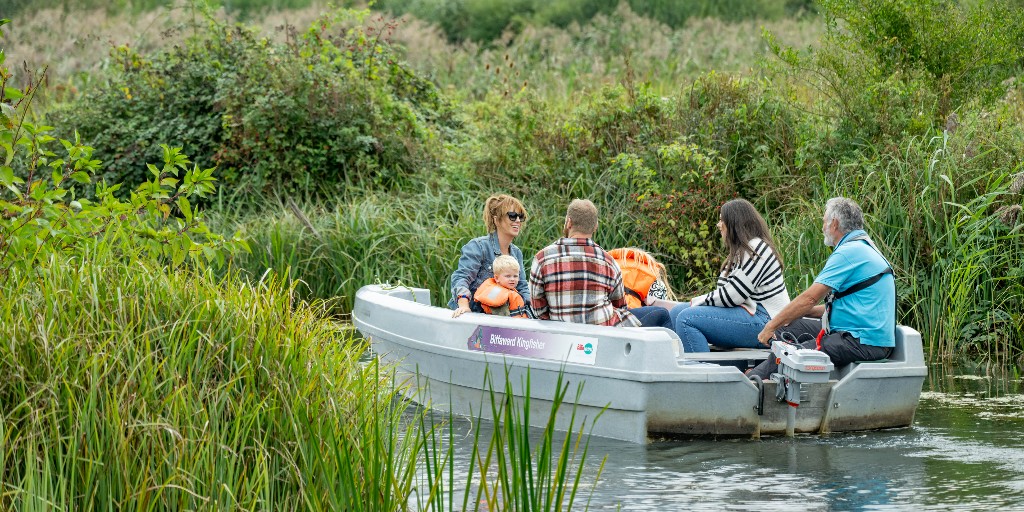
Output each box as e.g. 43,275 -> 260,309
1,20 -> 247,281
767,0 -> 1024,146
51,7 -> 458,198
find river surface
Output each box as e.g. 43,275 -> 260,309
433,363 -> 1024,511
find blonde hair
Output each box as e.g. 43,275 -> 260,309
566,198 -> 598,235
483,194 -> 527,232
492,255 -> 520,275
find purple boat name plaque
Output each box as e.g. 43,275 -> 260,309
467,325 -> 598,365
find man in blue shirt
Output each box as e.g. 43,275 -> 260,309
747,197 -> 895,379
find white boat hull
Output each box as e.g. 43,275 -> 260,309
353,285 -> 927,443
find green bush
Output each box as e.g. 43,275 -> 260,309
1,38 -> 246,277
50,7 -> 457,198
767,0 -> 1024,147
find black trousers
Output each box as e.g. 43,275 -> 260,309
747,317 -> 894,379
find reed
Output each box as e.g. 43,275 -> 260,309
0,248 -> 421,508
771,127 -> 1024,361
5,3 -> 822,105
415,366 -> 605,511
0,241 -> 602,508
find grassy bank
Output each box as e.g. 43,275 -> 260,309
0,250 -> 412,508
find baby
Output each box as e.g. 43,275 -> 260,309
473,255 -> 529,318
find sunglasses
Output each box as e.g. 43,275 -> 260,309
506,211 -> 526,222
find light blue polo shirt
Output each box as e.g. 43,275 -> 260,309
814,230 -> 896,347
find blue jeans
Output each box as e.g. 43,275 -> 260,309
670,303 -> 770,353
630,306 -> 673,329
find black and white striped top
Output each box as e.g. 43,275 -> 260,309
700,238 -> 790,317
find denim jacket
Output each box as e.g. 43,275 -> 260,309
448,232 -> 532,315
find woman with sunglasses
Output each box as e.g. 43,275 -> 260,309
449,194 -> 533,318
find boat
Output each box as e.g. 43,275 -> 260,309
353,284 -> 928,443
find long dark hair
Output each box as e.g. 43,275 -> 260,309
719,198 -> 783,275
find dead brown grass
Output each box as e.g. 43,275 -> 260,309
2,2 -> 823,102
2,1 -> 329,89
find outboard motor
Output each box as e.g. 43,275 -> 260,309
769,340 -> 834,436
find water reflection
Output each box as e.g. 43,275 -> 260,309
433,363 -> 1024,510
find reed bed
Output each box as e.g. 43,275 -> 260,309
4,2 -> 822,105
0,250 -> 417,509
215,181 -> 650,315
392,6 -> 824,103
770,128 -> 1024,362
0,246 -> 601,508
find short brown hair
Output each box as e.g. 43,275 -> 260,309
483,194 -> 527,232
566,199 -> 598,235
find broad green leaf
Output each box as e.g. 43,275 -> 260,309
70,171 -> 90,184
0,102 -> 15,123
3,87 -> 24,101
178,196 -> 192,223
0,165 -> 12,186
171,239 -> 187,266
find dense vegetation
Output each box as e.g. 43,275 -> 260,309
374,0 -> 816,42
3,0 -> 1024,506
11,0 -> 1023,357
0,14 -> 596,509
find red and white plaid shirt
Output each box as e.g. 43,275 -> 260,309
529,238 -> 640,327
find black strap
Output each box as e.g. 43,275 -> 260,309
834,267 -> 894,300
624,287 -> 643,303
823,234 -> 896,332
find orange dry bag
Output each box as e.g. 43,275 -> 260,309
608,248 -> 660,309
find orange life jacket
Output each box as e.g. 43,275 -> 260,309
474,278 -> 529,318
608,248 -> 660,310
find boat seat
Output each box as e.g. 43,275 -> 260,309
679,348 -> 772,365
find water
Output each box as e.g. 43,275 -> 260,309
436,363 -> 1024,511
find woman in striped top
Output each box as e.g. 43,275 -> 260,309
669,199 -> 790,352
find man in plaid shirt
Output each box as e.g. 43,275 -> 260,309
529,199 -> 643,327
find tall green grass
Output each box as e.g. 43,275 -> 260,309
772,129 -> 1024,361
0,250 -> 414,508
0,241 -> 602,508
216,182 -> 647,314
417,367 -> 605,511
